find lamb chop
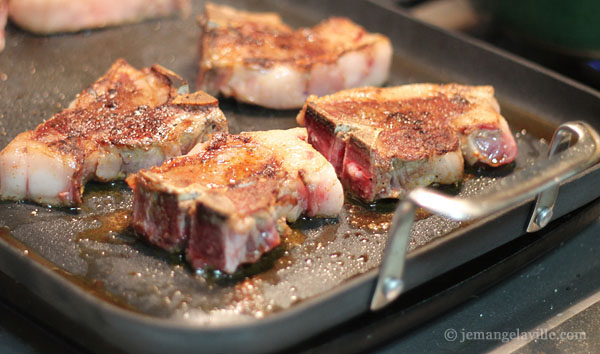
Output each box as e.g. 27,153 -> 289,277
0,59 -> 227,207
8,0 -> 189,34
197,3 -> 392,109
296,84 -> 518,202
0,0 -> 7,52
127,128 -> 344,273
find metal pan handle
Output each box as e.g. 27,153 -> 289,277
371,121 -> 600,310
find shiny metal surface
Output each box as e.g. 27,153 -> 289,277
370,202 -> 416,309
372,122 -> 600,310
2,1 -> 600,352
526,124 -> 578,232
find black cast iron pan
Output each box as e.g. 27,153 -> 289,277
0,0 -> 600,353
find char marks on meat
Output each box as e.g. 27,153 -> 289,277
297,84 -> 518,202
0,59 -> 227,206
198,3 -> 392,109
8,0 -> 189,34
127,128 -> 344,273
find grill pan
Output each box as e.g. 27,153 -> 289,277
1,0 -> 600,353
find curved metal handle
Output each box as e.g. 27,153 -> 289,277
371,121 -> 600,311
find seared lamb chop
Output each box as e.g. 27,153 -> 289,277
0,0 -> 6,52
197,3 -> 392,109
8,0 -> 189,34
127,128 -> 344,273
297,84 -> 518,202
0,59 -> 227,206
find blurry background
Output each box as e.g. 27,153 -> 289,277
404,0 -> 600,90
1,1 -> 600,353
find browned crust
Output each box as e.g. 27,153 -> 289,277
32,59 -> 219,148
151,64 -> 187,92
138,133 -> 288,217
171,91 -> 218,106
198,3 -> 388,71
304,105 -> 338,135
307,93 -> 465,160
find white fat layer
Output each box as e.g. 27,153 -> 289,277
183,128 -> 344,219
220,40 -> 393,109
226,65 -> 307,109
0,138 -> 28,200
429,150 -> 464,184
392,150 -> 464,190
249,128 -> 344,217
338,51 -> 369,88
360,41 -> 393,87
224,227 -> 250,273
27,150 -> 74,199
96,150 -> 123,181
0,133 -> 75,203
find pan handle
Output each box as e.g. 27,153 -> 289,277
371,121 -> 600,311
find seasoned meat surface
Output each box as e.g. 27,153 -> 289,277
0,59 -> 227,206
297,84 -> 518,202
198,3 -> 392,109
128,128 -> 344,273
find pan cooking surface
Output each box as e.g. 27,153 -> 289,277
0,0 -> 549,324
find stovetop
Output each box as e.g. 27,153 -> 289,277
1,1 -> 600,353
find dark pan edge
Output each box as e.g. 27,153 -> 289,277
288,196 -> 600,354
1,1 -> 600,353
1,166 -> 599,354
324,0 -> 600,130
368,0 -> 600,100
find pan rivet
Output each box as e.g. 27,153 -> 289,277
535,207 -> 553,228
383,277 -> 403,301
